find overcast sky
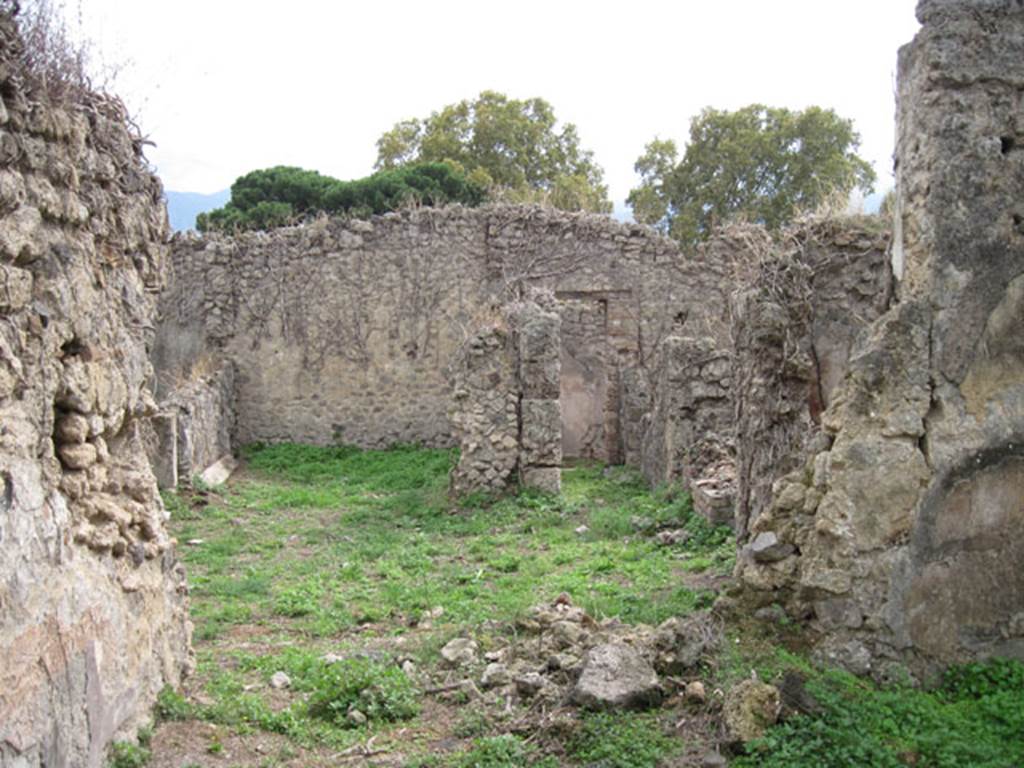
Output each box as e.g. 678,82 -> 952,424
75,1 -> 921,211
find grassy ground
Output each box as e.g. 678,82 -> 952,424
123,444 -> 1024,768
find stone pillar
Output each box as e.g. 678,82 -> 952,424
514,299 -> 562,493
449,296 -> 562,496
151,412 -> 179,490
448,323 -> 520,495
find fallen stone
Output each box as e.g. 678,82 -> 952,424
656,528 -> 690,546
684,680 -> 707,703
654,615 -> 717,673
269,671 -> 291,690
753,604 -> 788,624
702,751 -> 728,768
552,619 -> 586,647
481,662 -> 510,689
440,637 -> 478,668
723,679 -> 781,743
346,708 -> 367,726
515,672 -> 546,697
572,643 -> 663,710
199,454 -> 237,487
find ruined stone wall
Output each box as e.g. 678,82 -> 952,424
638,221 -> 889,531
640,336 -> 733,489
731,219 -> 891,539
0,12 -> 192,767
159,206 -> 721,460
736,0 -> 1024,678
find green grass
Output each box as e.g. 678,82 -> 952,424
174,447 -> 726,644
157,443 -> 1024,766
729,653 -> 1024,768
164,443 -> 735,758
567,712 -> 680,768
306,656 -> 419,726
450,735 -> 559,768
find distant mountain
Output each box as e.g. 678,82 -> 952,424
165,189 -> 230,232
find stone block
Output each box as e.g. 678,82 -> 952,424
522,467 -> 561,494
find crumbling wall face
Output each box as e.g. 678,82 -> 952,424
0,13 -> 192,768
731,222 -> 891,539
449,297 -> 562,495
736,0 -> 1024,677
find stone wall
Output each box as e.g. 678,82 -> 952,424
640,336 -> 733,489
158,206 -> 722,461
0,11 -> 192,767
731,219 -> 891,539
638,220 -> 889,530
449,294 -> 562,495
736,0 -> 1024,678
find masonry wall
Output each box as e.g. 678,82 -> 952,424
159,206 -> 723,460
0,12 -> 192,767
736,0 -> 1024,678
731,219 -> 892,539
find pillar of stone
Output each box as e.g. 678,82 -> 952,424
514,299 -> 562,493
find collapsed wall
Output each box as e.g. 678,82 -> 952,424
736,0 -> 1024,677
0,12 -> 192,767
158,206 -> 717,464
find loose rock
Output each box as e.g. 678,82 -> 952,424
723,678 -> 781,742
440,637 -> 479,668
481,662 -> 510,689
572,643 -> 663,710
269,671 -> 291,690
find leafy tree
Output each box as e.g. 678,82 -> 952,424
375,90 -> 611,213
196,162 -> 486,232
628,105 -> 876,246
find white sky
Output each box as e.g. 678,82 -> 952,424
75,1 -> 921,210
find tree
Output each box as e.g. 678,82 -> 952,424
628,105 -> 876,246
196,162 -> 486,233
375,90 -> 612,213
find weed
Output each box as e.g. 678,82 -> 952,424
568,712 -> 679,768
734,658 -> 1024,767
273,577 -> 324,617
107,741 -> 150,768
450,734 -> 557,767
155,685 -> 192,721
454,709 -> 492,738
307,657 -> 419,727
